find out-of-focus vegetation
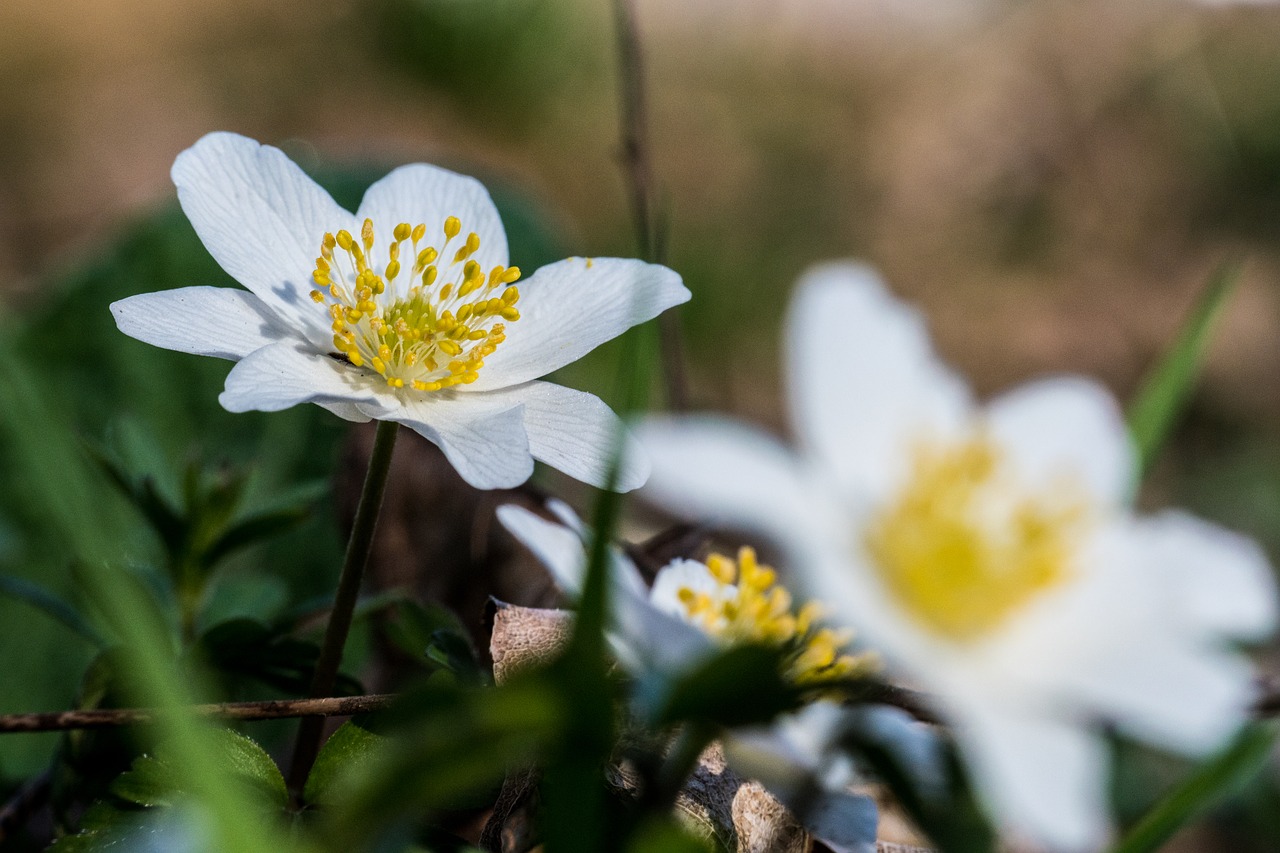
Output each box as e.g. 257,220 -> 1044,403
4,0 -> 1280,850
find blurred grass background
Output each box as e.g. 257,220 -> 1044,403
3,0 -> 1280,849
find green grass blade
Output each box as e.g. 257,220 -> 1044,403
0,345 -> 288,853
1128,262 -> 1241,475
1108,723 -> 1278,853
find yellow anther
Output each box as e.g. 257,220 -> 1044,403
308,214 -> 521,396
502,286 -> 520,305
501,266 -> 521,283
500,307 -> 520,321
865,434 -> 1087,642
672,548 -> 875,686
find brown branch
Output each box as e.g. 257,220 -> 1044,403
611,0 -> 690,412
0,694 -> 395,734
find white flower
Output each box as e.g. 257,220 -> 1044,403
496,500 -> 871,685
110,132 -> 689,490
636,262 -> 1279,851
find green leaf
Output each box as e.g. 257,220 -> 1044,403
110,754 -> 181,808
303,719 -> 386,806
193,617 -> 363,696
110,729 -> 290,813
1128,262 -> 1241,474
201,506 -> 310,569
1108,723 -> 1278,853
656,644 -> 796,728
0,573 -> 105,647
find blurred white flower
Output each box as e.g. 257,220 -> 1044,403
637,262 -> 1278,850
111,132 -> 688,490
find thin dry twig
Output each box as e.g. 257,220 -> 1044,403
610,0 -> 690,411
0,693 -> 395,734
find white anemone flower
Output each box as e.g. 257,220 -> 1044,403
497,500 -> 871,685
637,262 -> 1278,851
110,132 -> 689,490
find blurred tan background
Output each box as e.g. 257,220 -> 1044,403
4,0 -> 1280,418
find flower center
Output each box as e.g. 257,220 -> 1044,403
309,216 -> 521,392
864,433 -> 1088,642
673,547 -> 874,685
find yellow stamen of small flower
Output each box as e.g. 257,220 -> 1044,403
309,216 -> 520,393
864,434 -> 1088,642
674,547 -> 875,685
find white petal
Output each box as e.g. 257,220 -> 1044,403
466,381 -> 648,491
171,132 -> 354,351
1131,510 -> 1278,641
497,504 -> 709,673
650,559 -> 722,619
355,163 -> 508,273
636,415 -> 829,550
785,262 -> 972,499
318,401 -> 373,423
985,376 -> 1135,508
956,709 -> 1109,852
471,258 -> 690,390
496,504 -> 590,595
388,395 -> 533,489
218,342 -> 393,414
110,287 -> 287,361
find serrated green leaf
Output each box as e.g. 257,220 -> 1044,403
1128,262 -> 1241,475
0,573 -> 105,647
216,729 -> 290,810
110,754 -> 181,808
110,729 -> 289,814
1108,723 -> 1278,853
303,720 -> 386,806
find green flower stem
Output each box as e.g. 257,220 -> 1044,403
287,419 -> 400,796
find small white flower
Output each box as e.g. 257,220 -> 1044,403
497,501 -> 871,685
637,262 -> 1279,851
111,132 -> 689,490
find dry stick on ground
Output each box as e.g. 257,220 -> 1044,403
611,0 -> 689,412
0,694 -> 396,734
7,679 -> 1280,735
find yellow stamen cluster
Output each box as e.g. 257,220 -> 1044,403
309,216 -> 521,392
675,547 -> 874,686
865,434 -> 1088,642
